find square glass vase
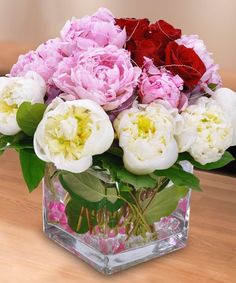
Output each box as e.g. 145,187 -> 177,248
43,161 -> 192,275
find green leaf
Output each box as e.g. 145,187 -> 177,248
107,187 -> 117,204
60,171 -> 106,203
93,153 -> 121,180
94,153 -> 157,189
154,165 -> 201,191
0,134 -> 14,150
178,151 -> 235,170
0,132 -> 33,152
117,168 -> 157,189
143,185 -> 189,224
118,182 -> 132,192
59,171 -> 123,211
107,146 -> 123,157
19,148 -> 46,192
108,216 -> 118,228
208,83 -> 218,91
65,199 -> 89,234
16,102 -> 46,136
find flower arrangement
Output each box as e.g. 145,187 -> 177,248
0,8 -> 235,272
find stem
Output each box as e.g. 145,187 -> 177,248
126,220 -> 139,241
76,206 -> 85,231
63,192 -> 70,205
85,208 -> 92,234
118,194 -> 151,234
142,178 -> 169,213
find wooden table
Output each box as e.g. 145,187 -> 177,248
0,150 -> 235,283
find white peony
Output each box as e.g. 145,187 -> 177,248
176,97 -> 233,164
114,102 -> 181,175
212,87 -> 236,146
34,98 -> 114,173
0,71 -> 46,135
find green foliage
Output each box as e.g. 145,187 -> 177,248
19,148 -> 45,192
94,153 -> 157,189
143,185 -> 189,224
59,170 -> 124,211
153,165 -> 201,191
0,132 -> 33,153
117,168 -> 157,189
65,198 -> 96,234
16,102 -> 46,136
107,146 -> 123,157
178,151 -> 235,170
208,83 -> 218,91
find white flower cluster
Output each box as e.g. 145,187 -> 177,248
0,71 -> 45,135
0,68 -> 235,174
114,103 -> 181,174
34,98 -> 114,173
115,89 -> 236,172
176,96 -> 233,164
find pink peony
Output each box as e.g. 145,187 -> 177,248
10,38 -> 72,98
139,58 -> 188,110
53,45 -> 141,111
60,8 -> 126,51
176,35 -> 222,93
10,50 -> 53,82
11,38 -> 68,80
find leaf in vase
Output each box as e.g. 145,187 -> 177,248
59,171 -> 106,202
107,187 -> 118,204
59,171 -> 124,211
65,198 -> 89,234
143,185 -> 189,224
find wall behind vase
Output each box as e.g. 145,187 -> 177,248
0,0 -> 235,71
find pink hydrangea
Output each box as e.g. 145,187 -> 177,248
53,45 -> 141,111
176,35 -> 222,93
139,58 -> 188,110
60,7 -> 126,51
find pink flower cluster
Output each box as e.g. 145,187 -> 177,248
60,8 -> 126,51
10,8 -> 222,113
10,8 -> 128,104
48,201 -> 72,232
54,45 -> 141,110
139,58 -> 188,110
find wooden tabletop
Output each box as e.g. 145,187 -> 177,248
0,150 -> 235,283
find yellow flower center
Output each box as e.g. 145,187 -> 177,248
0,84 -> 19,114
201,112 -> 221,124
135,114 -> 156,138
198,112 -> 222,133
45,106 -> 92,160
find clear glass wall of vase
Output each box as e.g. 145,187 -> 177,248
43,161 -> 192,275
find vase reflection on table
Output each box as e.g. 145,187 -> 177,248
43,161 -> 192,275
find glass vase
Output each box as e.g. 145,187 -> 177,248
43,161 -> 192,275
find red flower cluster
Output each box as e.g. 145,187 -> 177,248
115,18 -> 206,90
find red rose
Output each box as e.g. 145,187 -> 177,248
148,20 -> 182,66
165,41 -> 206,90
132,39 -> 158,67
150,20 -> 181,45
115,18 -> 150,40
